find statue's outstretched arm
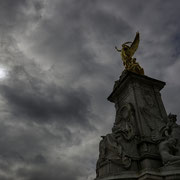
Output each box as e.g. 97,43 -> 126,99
115,46 -> 121,52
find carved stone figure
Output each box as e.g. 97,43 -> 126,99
96,132 -> 132,171
140,89 -> 166,142
159,138 -> 180,166
97,136 -> 106,162
164,113 -> 180,137
96,136 -> 106,178
115,32 -> 144,75
113,103 -> 135,141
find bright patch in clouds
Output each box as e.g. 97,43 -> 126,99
0,67 -> 8,79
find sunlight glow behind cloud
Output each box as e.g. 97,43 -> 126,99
0,66 -> 8,79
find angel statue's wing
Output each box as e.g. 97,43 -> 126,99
130,32 -> 140,57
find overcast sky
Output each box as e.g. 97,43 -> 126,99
0,0 -> 180,179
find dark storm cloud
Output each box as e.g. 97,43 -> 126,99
0,0 -> 27,24
0,0 -> 180,180
0,14 -> 96,179
0,66 -> 92,127
25,0 -> 132,74
0,0 -> 44,34
17,163 -> 83,180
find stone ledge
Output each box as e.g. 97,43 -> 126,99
95,168 -> 180,180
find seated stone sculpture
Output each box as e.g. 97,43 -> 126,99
96,132 -> 131,170
163,113 -> 179,137
159,137 -> 180,166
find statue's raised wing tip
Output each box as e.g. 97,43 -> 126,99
130,32 -> 140,56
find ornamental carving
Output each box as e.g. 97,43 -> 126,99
113,103 -> 135,141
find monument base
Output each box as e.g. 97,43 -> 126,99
95,71 -> 180,180
95,168 -> 180,180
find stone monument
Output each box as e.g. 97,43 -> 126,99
95,32 -> 180,180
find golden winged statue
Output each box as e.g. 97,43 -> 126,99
115,32 -> 144,75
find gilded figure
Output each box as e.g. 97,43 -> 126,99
115,32 -> 144,75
